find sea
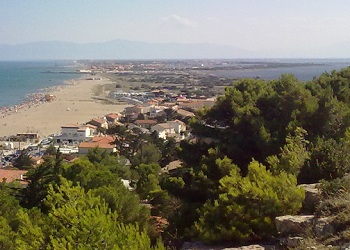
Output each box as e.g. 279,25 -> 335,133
0,61 -> 82,108
208,59 -> 350,80
1,59 -> 350,108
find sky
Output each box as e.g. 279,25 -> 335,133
1,0 -> 350,57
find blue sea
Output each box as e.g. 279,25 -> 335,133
208,59 -> 350,81
0,61 -> 82,108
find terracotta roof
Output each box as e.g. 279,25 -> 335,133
106,113 -> 121,119
135,120 -> 157,125
79,141 -> 115,149
153,123 -> 173,129
90,118 -> 106,124
176,109 -> 195,117
170,119 -> 185,125
0,170 -> 27,185
92,136 -> 114,143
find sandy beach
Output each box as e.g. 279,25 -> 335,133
0,77 -> 128,138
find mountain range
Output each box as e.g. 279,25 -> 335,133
0,40 -> 252,60
0,39 -> 350,60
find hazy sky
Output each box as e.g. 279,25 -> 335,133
2,0 -> 350,55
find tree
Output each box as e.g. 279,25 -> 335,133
159,137 -> 178,167
299,136 -> 350,183
0,216 -> 16,250
195,160 -> 304,243
44,144 -> 57,156
267,127 -> 309,176
20,153 -> 63,209
132,143 -> 161,166
135,163 -> 161,199
92,184 -> 150,227
16,178 -> 165,249
13,149 -> 32,170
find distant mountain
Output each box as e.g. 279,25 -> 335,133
0,39 -> 253,60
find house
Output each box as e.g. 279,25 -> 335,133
134,119 -> 157,129
151,123 -> 176,139
149,106 -> 166,118
151,89 -> 167,98
167,120 -> 186,133
124,105 -> 150,116
176,109 -> 195,118
87,118 -> 108,129
78,136 -> 116,154
54,124 -> 96,144
30,156 -> 44,166
0,169 -> 28,186
105,113 -> 122,125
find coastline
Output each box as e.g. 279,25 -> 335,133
0,76 -> 129,139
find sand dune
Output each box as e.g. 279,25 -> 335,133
0,77 -> 128,139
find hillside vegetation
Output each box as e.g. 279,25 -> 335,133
2,67 -> 350,248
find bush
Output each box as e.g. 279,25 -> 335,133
195,160 -> 304,243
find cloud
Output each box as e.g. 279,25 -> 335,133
162,15 -> 197,29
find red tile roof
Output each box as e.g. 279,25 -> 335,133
79,136 -> 115,149
90,118 -> 105,124
106,113 -> 121,119
92,136 -> 114,143
135,119 -> 157,125
0,170 -> 27,185
79,142 -> 115,149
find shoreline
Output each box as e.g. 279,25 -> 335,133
0,75 -> 129,139
0,77 -> 78,118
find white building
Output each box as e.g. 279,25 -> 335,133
167,120 -> 186,133
151,123 -> 175,139
54,124 -> 97,144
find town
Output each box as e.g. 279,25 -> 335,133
0,60 -> 225,180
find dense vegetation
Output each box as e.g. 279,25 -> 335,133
160,68 -> 350,245
3,67 -> 350,248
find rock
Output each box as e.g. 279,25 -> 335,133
223,245 -> 266,250
181,242 -> 275,250
341,243 -> 350,250
314,217 -> 334,237
280,236 -> 304,248
299,183 -> 321,213
275,215 -> 315,236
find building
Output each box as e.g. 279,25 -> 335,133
105,113 -> 122,125
124,105 -> 150,116
0,169 -> 28,186
151,123 -> 176,139
176,109 -> 195,118
167,120 -> 186,133
87,118 -> 108,129
78,136 -> 116,154
16,133 -> 39,140
134,119 -> 157,129
54,124 -> 97,144
149,106 -> 166,118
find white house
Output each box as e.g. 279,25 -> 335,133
167,120 -> 186,133
151,123 -> 175,139
54,124 -> 97,144
87,118 -> 108,129
149,105 -> 166,118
